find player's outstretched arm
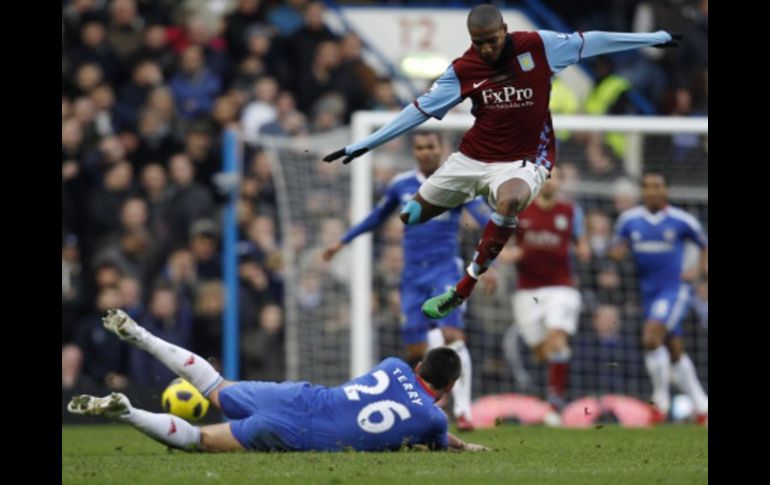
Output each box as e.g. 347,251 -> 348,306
323,104 -> 429,164
324,65 -> 462,164
538,30 -> 682,73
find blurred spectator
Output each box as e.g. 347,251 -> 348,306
284,1 -> 339,96
129,281 -> 194,389
69,21 -> 121,84
259,90 -> 308,137
74,286 -> 131,391
183,120 -> 221,191
370,78 -> 401,111
166,153 -> 214,248
241,76 -> 279,143
268,0 -> 308,36
169,45 -> 222,121
224,0 -> 270,62
130,23 -> 177,79
192,281 -> 225,365
164,248 -> 198,301
87,161 -> 134,250
188,219 -> 222,280
107,0 -> 145,63
118,275 -> 145,319
241,304 -> 286,381
115,59 -> 164,131
63,233 -> 86,344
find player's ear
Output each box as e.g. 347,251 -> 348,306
501,23 -> 508,34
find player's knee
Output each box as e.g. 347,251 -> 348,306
400,200 -> 423,225
496,195 -> 523,216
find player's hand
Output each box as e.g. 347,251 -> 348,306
323,147 -> 370,165
463,442 -> 490,452
681,267 -> 699,282
653,32 -> 683,48
322,242 -> 344,262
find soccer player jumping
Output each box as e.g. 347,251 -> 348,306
323,4 -> 682,319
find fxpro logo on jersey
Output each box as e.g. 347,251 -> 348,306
481,85 -> 534,110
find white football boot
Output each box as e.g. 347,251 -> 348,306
67,392 -> 131,419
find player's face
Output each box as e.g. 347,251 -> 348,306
641,174 -> 668,211
412,134 -> 443,174
469,22 -> 508,64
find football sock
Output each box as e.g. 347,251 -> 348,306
457,213 -> 517,298
118,407 -> 201,450
671,353 -> 708,414
132,328 -> 223,397
448,340 -> 473,419
644,345 -> 672,413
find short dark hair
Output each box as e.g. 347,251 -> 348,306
418,347 -> 461,390
467,4 -> 503,29
411,131 -> 441,144
642,170 -> 668,186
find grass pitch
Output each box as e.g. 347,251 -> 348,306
62,423 -> 707,484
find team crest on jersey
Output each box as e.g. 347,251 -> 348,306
517,52 -> 535,72
554,214 -> 568,231
631,231 -> 642,241
663,229 -> 676,241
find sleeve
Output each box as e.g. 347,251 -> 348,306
345,103 -> 429,154
611,213 -> 631,246
423,418 -> 449,450
537,29 -> 672,73
462,197 -> 491,227
413,65 -> 463,120
572,204 -> 586,240
681,216 -> 708,248
341,183 -> 400,244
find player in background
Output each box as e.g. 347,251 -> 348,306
322,4 -> 682,320
504,166 -> 590,415
609,172 -> 708,424
323,131 -> 493,431
69,309 -> 489,452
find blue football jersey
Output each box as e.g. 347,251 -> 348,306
613,205 -> 707,296
307,357 -> 449,451
342,170 -> 489,265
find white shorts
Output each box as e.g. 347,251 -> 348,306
418,151 -> 550,209
512,286 -> 582,347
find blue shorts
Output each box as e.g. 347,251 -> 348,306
642,284 -> 692,337
219,381 -> 315,451
400,259 -> 465,345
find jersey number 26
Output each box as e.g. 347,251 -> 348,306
343,370 -> 412,434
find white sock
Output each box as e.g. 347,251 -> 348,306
671,354 -> 708,414
644,346 -> 672,413
447,340 -> 473,419
133,328 -> 223,396
426,327 -> 446,350
118,408 -> 201,450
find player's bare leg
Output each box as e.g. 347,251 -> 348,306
199,423 -> 246,451
102,309 -> 232,409
442,327 -> 474,431
543,329 -> 571,410
667,336 -> 708,423
643,321 -> 671,420
423,178 -> 530,319
398,193 -> 452,225
68,392 -> 244,452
